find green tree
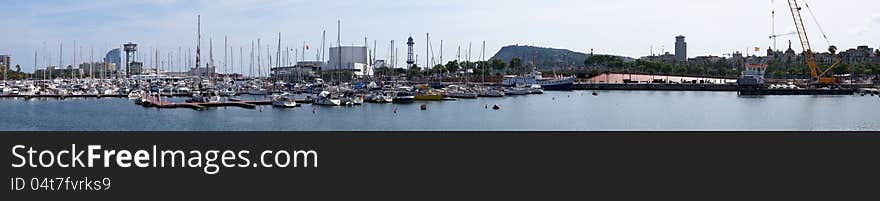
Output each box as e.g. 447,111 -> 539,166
432,64 -> 445,74
491,59 -> 506,71
14,64 -> 20,73
509,57 -> 522,72
409,64 -> 421,78
445,60 -> 460,74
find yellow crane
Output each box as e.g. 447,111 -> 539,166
786,0 -> 840,86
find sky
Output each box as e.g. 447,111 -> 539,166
0,0 -> 878,73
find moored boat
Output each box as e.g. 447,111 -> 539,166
502,70 -> 575,90
272,95 -> 299,108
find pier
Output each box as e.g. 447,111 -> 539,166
737,88 -> 856,95
573,83 -> 739,91
143,96 -> 274,110
0,94 -> 128,100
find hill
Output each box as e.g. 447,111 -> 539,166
490,45 -> 632,69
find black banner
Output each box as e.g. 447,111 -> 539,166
2,132 -> 880,200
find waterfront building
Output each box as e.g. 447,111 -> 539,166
35,66 -> 79,77
675,35 -> 687,62
327,46 -> 372,76
105,48 -> 122,73
271,61 -> 323,83
688,55 -> 724,66
641,52 -> 676,64
79,62 -> 117,77
0,55 -> 10,71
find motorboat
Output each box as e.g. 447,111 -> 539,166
366,92 -> 394,103
476,87 -> 505,97
414,89 -> 444,101
188,91 -> 222,103
392,91 -> 415,103
528,84 -> 544,94
272,95 -> 299,108
128,90 -> 144,100
445,85 -> 478,99
312,91 -> 342,106
505,87 -> 529,95
502,69 -> 575,90
341,95 -> 364,106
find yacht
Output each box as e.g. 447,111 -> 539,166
366,92 -> 394,103
502,70 -> 575,90
445,85 -> 478,99
312,91 -> 342,106
392,91 -> 415,103
414,89 -> 444,101
188,91 -> 222,103
341,95 -> 364,106
128,90 -> 144,100
476,87 -> 505,97
272,94 -> 299,108
247,86 -> 268,95
505,86 -> 529,95
528,84 -> 544,94
220,87 -> 237,96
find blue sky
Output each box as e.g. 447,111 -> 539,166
1,0 -> 878,73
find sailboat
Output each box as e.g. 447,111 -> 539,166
445,85 -> 477,99
476,86 -> 505,97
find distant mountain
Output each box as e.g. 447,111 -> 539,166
490,45 -> 633,69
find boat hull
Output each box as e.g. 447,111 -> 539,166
393,97 -> 415,103
503,76 -> 575,90
414,94 -> 444,101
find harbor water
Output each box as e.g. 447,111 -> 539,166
1,91 -> 878,131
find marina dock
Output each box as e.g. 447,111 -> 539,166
0,94 -> 128,99
143,96 -> 274,110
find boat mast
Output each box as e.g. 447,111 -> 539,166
224,36 -> 228,76
196,15 -> 202,89
481,41 -> 486,84
336,20 -> 341,82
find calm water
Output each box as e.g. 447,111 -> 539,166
0,91 -> 878,131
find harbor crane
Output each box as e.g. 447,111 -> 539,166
786,0 -> 840,86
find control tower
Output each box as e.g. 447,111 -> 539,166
123,43 -> 138,77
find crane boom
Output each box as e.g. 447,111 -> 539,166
786,0 -> 818,78
786,0 -> 839,86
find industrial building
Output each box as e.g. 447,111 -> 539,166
326,46 -> 372,76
